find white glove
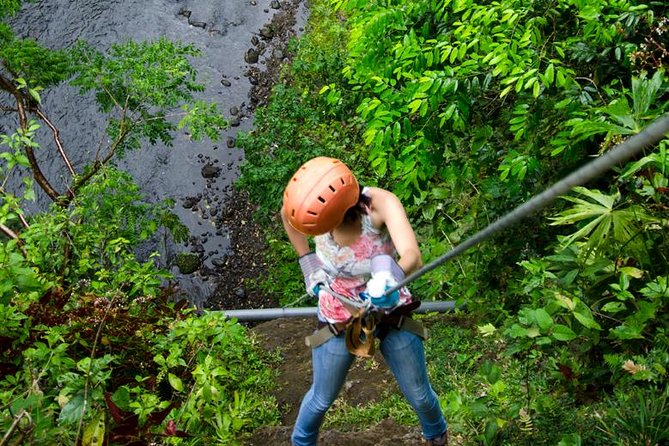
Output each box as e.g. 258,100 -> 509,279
365,271 -> 396,298
365,255 -> 404,308
299,252 -> 329,297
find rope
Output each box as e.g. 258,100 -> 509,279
386,113 -> 669,295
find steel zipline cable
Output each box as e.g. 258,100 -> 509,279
386,113 -> 669,295
222,114 -> 669,321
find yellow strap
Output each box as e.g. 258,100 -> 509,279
345,315 -> 376,357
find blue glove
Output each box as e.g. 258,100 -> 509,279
298,252 -> 329,297
364,254 -> 405,309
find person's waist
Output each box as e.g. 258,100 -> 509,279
317,302 -> 418,332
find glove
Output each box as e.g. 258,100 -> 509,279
364,254 -> 405,309
298,252 -> 329,297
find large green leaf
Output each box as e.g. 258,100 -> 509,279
550,186 -> 653,258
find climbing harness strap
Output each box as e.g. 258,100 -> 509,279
345,313 -> 377,357
305,321 -> 346,348
304,306 -> 428,355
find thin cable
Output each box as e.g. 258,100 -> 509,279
387,113 -> 669,294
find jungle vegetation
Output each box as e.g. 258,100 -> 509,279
1,0 -> 668,444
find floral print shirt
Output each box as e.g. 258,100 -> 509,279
314,190 -> 412,323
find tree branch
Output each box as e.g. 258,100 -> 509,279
0,223 -> 18,239
31,106 -> 76,176
16,98 -> 61,201
0,74 -> 62,203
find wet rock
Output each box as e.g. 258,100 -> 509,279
220,78 -> 232,87
182,196 -> 200,209
230,117 -> 241,127
201,163 -> 222,179
188,20 -> 206,29
259,25 -> 274,39
230,106 -> 240,116
178,8 -> 191,18
270,0 -> 281,9
211,257 -> 226,268
273,49 -> 284,60
250,0 -> 257,5
244,48 -> 259,64
251,35 -> 259,46
235,287 -> 246,299
226,137 -> 236,148
175,252 -> 201,274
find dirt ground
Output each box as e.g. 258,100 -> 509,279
205,1 -> 445,444
242,317 -> 449,445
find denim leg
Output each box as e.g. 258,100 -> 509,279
291,335 -> 355,446
380,328 -> 447,440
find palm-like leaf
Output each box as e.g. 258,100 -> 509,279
566,70 -> 668,145
550,187 -> 652,259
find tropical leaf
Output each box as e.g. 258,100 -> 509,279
550,187 -> 653,258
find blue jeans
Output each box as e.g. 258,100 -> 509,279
291,327 -> 447,446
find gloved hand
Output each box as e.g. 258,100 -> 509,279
298,252 -> 329,297
364,254 -> 405,309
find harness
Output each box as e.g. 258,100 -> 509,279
304,290 -> 427,357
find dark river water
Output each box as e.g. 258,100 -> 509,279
3,0 -> 306,305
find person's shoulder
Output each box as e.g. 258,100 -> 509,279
366,187 -> 401,207
365,187 -> 405,229
365,186 -> 397,200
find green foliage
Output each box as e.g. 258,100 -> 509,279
0,5 -> 276,444
12,167 -> 175,293
72,38 -> 202,110
0,0 -> 26,19
150,312 -> 278,444
237,84 -> 357,223
235,0 -> 669,442
71,38 -> 227,155
595,385 -> 669,445
549,186 -> 655,260
1,185 -> 279,443
0,35 -> 71,88
423,316 -> 598,445
322,0 -> 669,311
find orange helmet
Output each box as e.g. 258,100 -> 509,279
283,157 -> 359,236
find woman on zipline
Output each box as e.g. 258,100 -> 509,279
281,157 -> 448,446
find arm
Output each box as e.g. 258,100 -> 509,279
281,204 -> 311,256
281,203 -> 330,297
367,187 -> 423,275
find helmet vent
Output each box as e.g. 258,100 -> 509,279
317,196 -> 326,203
328,185 -> 336,192
307,211 -> 318,216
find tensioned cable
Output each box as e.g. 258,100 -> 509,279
386,113 -> 669,295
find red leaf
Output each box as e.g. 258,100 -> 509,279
105,392 -> 131,424
147,402 -> 177,426
558,364 -> 575,381
175,430 -> 189,438
165,420 -> 177,436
